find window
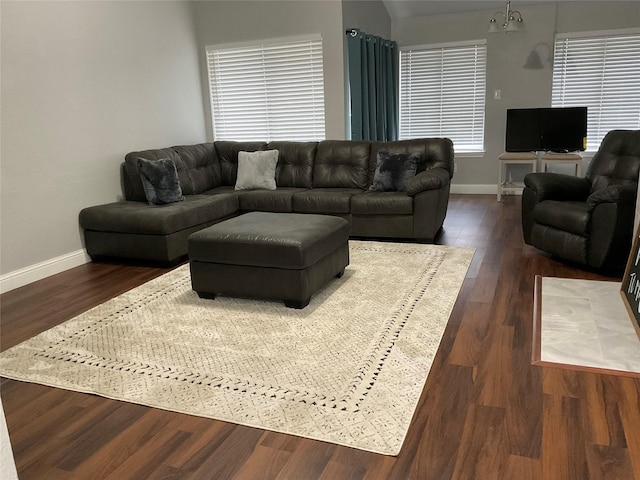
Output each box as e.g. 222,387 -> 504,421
399,40 -> 487,152
552,29 -> 640,151
206,35 -> 325,141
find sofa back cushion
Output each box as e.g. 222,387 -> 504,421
123,143 -> 220,201
313,140 -> 370,189
172,144 -> 221,194
369,138 -> 455,184
268,141 -> 317,188
215,141 -> 268,186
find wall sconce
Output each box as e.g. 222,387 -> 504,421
488,1 -> 524,33
523,43 -> 553,69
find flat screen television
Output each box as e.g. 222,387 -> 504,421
505,107 -> 587,152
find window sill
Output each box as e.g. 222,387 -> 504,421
455,151 -> 485,159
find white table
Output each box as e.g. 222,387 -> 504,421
541,152 -> 583,176
497,152 -> 537,202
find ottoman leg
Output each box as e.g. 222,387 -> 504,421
284,298 -> 310,309
336,268 -> 345,278
197,291 -> 217,300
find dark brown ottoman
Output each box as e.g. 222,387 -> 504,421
188,212 -> 350,308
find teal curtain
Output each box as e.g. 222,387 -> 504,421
347,29 -> 398,141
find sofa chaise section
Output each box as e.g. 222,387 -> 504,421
80,193 -> 239,263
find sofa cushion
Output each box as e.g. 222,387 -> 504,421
533,200 -> 590,236
215,141 -> 268,186
238,188 -> 307,212
292,188 -> 362,214
79,193 -> 239,235
313,141 -> 370,189
268,141 -> 317,188
235,150 -> 279,191
369,151 -> 419,192
137,158 -> 185,205
172,144 -> 221,194
351,192 -> 413,215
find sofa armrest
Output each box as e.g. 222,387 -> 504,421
523,172 -> 591,202
587,184 -> 637,211
406,168 -> 450,197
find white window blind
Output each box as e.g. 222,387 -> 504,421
206,36 -> 325,141
399,40 -> 487,152
552,29 -> 640,151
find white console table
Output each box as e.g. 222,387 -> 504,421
541,152 -> 583,176
497,152 -> 537,202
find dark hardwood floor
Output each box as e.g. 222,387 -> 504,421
2,194 -> 639,479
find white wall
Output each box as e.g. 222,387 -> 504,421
0,1 -> 206,285
192,0 -> 346,141
392,1 -> 640,190
342,0 -> 391,39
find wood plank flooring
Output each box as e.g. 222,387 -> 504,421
2,194 -> 639,479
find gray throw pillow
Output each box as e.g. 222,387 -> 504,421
137,158 -> 185,205
235,150 -> 279,191
369,151 -> 420,192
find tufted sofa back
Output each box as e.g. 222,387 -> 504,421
122,137 -> 455,201
587,130 -> 640,192
123,143 -> 219,202
268,141 -> 317,188
313,140 -> 371,189
215,141 -> 268,186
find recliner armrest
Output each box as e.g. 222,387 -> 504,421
587,184 -> 637,211
524,172 -> 591,202
406,168 -> 450,197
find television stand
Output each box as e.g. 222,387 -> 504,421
541,152 -> 583,176
497,152 -> 537,202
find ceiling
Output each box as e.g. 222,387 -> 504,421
381,1 -> 553,19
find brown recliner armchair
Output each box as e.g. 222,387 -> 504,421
522,130 -> 640,271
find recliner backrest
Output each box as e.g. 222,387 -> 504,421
586,130 -> 640,192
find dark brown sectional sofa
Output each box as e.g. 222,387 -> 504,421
79,138 -> 454,264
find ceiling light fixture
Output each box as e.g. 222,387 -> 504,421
488,1 -> 524,33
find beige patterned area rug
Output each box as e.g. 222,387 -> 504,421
0,241 -> 473,455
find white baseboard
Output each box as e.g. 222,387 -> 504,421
0,249 -> 91,294
450,184 -> 497,195
450,184 -> 525,196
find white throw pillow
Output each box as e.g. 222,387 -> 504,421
234,150 -> 279,191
